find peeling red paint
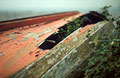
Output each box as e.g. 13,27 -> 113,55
0,12 -> 79,31
0,12 -> 82,78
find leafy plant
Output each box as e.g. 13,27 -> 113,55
84,5 -> 120,78
85,39 -> 120,78
58,17 -> 83,40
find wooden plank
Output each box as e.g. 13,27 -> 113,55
10,21 -> 114,78
0,12 -> 82,78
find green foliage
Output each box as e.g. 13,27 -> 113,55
84,5 -> 120,78
59,5 -> 120,78
99,5 -> 112,16
99,5 -> 113,21
99,5 -> 120,28
86,40 -> 120,78
58,17 -> 83,40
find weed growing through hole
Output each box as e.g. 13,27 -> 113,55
84,5 -> 120,78
58,11 -> 106,40
39,7 -> 107,50
58,18 -> 84,40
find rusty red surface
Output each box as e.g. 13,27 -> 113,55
0,11 -> 79,31
0,11 -> 94,78
0,12 -> 82,78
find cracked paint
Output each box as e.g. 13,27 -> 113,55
0,12 -> 82,78
8,21 -> 112,78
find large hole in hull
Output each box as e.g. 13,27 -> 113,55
39,11 -> 106,50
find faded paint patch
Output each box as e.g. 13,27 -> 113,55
20,37 -> 30,41
52,50 -> 58,55
24,33 -> 43,40
42,28 -> 52,34
52,46 -> 60,55
58,52 -> 61,56
45,53 -> 52,58
5,33 -> 17,40
47,58 -> 55,64
72,49 -> 77,54
8,33 -> 15,38
56,55 -> 59,58
60,47 -> 66,52
73,37 -> 78,42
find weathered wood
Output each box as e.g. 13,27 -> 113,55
0,12 -> 81,78
10,21 -> 115,78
